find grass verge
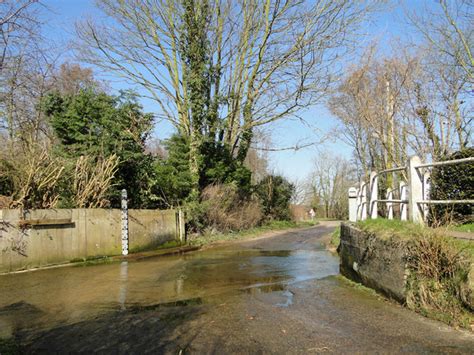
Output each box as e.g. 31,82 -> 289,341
356,219 -> 474,330
0,338 -> 20,355
330,227 -> 340,249
188,220 -> 318,247
450,222 -> 474,234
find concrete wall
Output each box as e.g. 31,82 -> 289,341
339,223 -> 409,302
0,208 -> 179,273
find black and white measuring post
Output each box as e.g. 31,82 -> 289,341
121,189 -> 129,256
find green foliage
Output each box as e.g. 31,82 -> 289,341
331,227 -> 341,248
0,158 -> 14,196
356,219 -> 425,240
255,175 -> 295,221
0,337 -> 20,355
180,0 -> 211,131
42,89 -> 155,208
452,223 -> 474,233
153,135 -> 252,208
406,232 -> 473,328
199,140 -> 252,193
429,147 -> 473,225
152,135 -> 193,208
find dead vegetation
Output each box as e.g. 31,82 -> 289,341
73,154 -> 119,208
6,144 -> 64,209
0,144 -> 120,209
406,232 -> 473,329
201,184 -> 262,233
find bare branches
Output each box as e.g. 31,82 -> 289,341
405,0 -> 473,84
73,154 -> 119,208
75,0 -> 378,159
7,143 -> 64,209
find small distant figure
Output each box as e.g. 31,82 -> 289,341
309,208 -> 315,221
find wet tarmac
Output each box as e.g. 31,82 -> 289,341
1,222 -> 473,353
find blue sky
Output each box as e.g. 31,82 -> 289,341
40,0 -> 422,183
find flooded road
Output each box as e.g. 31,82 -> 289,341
1,222 -> 473,353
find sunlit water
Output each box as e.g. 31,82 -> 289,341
0,244 -> 339,338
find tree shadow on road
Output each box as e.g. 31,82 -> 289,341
11,298 -> 207,354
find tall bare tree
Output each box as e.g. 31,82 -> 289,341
308,151 -> 355,219
407,0 -> 473,85
75,0 -> 377,190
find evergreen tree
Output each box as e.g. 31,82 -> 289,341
42,89 -> 154,208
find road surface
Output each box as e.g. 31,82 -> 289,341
0,222 -> 473,353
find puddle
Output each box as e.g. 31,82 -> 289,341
275,290 -> 294,307
0,243 -> 339,336
126,297 -> 203,313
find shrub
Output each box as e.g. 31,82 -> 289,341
406,231 -> 473,327
429,147 -> 473,226
199,183 -> 262,232
255,175 -> 294,221
6,144 -> 65,209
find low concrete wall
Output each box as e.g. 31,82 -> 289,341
339,223 -> 409,302
0,208 -> 179,273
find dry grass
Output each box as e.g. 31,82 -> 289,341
73,154 -> 119,208
201,184 -> 263,232
7,144 -> 64,209
406,231 -> 473,329
358,219 -> 474,329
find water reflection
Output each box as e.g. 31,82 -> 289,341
0,245 -> 339,335
118,261 -> 128,310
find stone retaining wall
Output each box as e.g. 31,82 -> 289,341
339,223 -> 409,302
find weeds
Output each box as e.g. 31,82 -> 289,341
193,184 -> 263,233
358,219 -> 474,329
330,228 -> 341,249
0,337 -> 20,355
406,231 -> 473,328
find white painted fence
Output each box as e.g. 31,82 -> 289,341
348,155 -> 474,224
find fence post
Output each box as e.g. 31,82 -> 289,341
356,187 -> 361,220
407,155 -> 424,224
369,172 -> 378,219
386,188 -> 393,219
400,182 -> 407,221
361,181 -> 367,221
348,187 -> 357,222
422,171 -> 430,223
121,189 -> 129,256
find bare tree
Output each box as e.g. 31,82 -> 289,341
0,0 -> 41,73
308,151 -> 355,219
329,41 -> 472,189
75,0 -> 378,188
406,0 -> 473,85
0,0 -> 60,148
404,0 -> 473,152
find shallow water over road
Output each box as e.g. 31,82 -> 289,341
1,223 -> 473,353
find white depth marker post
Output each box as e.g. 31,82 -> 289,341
121,189 -> 129,256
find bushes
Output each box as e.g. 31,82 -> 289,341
406,232 -> 473,327
186,184 -> 262,233
42,89 -> 155,208
429,147 -> 473,226
185,175 -> 294,234
201,184 -> 262,232
255,175 -> 294,221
